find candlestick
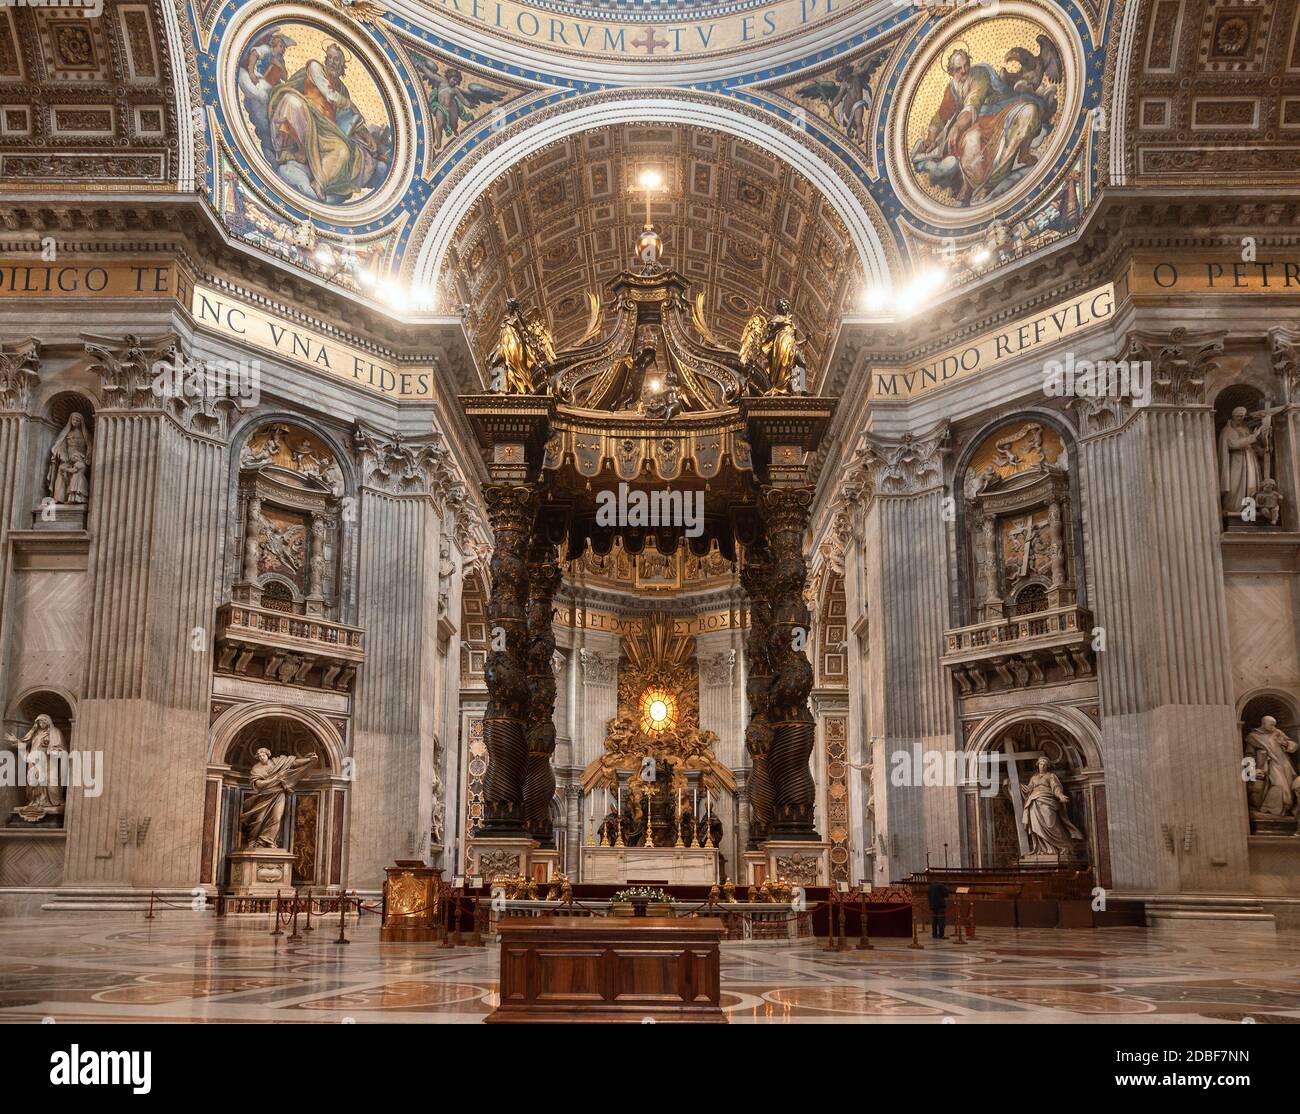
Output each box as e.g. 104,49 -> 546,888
614,816 -> 625,848
587,816 -> 596,846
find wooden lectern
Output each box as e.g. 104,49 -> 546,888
486,916 -> 727,1023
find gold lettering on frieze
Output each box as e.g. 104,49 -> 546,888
1126,256 -> 1300,296
0,260 -> 178,298
189,283 -> 436,401
874,283 -> 1116,401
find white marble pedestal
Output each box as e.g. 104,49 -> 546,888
581,847 -> 720,885
228,848 -> 296,896
762,841 -> 831,887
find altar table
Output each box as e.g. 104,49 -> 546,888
485,916 -> 726,1023
580,846 -> 720,885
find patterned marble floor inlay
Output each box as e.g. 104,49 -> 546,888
1,916 -> 1299,1023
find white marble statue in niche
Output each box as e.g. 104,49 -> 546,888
238,746 -> 317,848
1020,757 -> 1083,859
1219,403 -> 1283,524
46,413 -> 92,505
4,714 -> 67,823
1244,715 -> 1298,817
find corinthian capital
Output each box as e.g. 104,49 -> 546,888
83,331 -> 180,410
0,337 -> 40,414
859,420 -> 950,496
579,649 -> 617,686
353,422 -> 453,496
1271,327 -> 1300,405
1127,326 -> 1224,407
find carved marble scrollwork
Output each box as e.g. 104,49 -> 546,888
353,422 -> 456,498
759,487 -> 819,839
580,649 -> 617,686
0,338 -> 40,414
858,421 -> 950,497
480,483 -> 539,836
699,650 -> 736,687
1128,326 -> 1225,407
83,332 -> 239,436
1271,327 -> 1300,405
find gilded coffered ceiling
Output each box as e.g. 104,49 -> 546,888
1119,0 -> 1300,186
0,0 -> 179,188
441,124 -> 864,383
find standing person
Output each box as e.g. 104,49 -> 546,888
928,879 -> 950,939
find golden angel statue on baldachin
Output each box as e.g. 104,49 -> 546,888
739,298 -> 807,396
488,297 -> 557,394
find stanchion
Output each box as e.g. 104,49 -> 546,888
305,888 -> 314,933
856,897 -> 873,950
439,886 -> 454,949
271,890 -> 284,937
909,908 -> 924,949
288,894 -> 302,942
145,892 -> 155,921
822,893 -> 842,952
967,901 -> 977,941
335,892 -> 350,945
452,889 -> 463,947
953,900 -> 966,945
469,898 -> 484,946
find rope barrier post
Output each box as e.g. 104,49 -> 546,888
288,893 -> 302,942
837,895 -> 848,950
439,886 -> 454,948
145,891 -> 155,921
952,900 -> 966,945
856,896 -> 873,950
909,905 -> 924,949
271,890 -> 284,937
452,888 -> 463,947
470,898 -> 484,947
335,891 -> 350,946
822,893 -> 839,952
967,899 -> 976,940
305,888 -> 313,933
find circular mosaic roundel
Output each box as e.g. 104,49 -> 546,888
890,1 -> 1082,228
223,8 -> 407,220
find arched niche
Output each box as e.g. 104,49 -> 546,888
2,687 -> 76,829
1237,689 -> 1300,835
31,391 -> 96,529
227,418 -> 351,614
1213,383 -> 1287,531
954,413 -> 1083,626
963,709 -> 1107,884
204,707 -> 351,892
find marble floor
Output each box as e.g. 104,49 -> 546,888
1,914 -> 1299,1023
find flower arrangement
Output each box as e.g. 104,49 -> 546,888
612,887 -> 674,904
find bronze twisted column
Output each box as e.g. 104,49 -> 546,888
759,486 -> 819,839
522,540 -> 562,847
740,542 -> 775,849
479,484 -> 538,836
